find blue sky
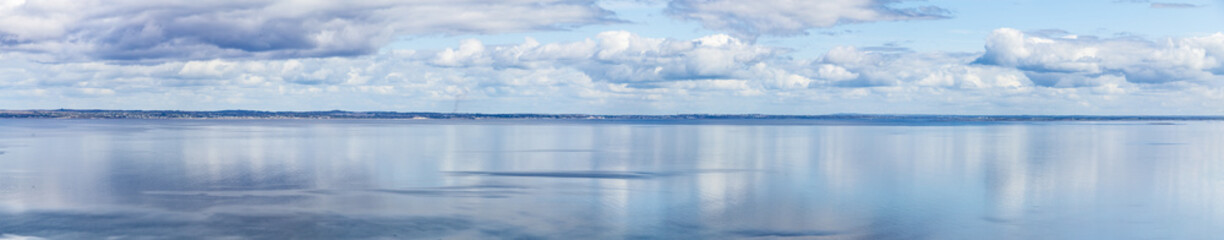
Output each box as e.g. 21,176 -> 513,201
1,0 -> 1222,114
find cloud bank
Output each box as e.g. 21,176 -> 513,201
665,0 -> 950,39
0,1 -> 1221,114
0,0 -> 617,61
3,28 -> 1223,114
975,28 -> 1224,86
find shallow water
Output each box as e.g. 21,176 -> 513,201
1,119 -> 1223,239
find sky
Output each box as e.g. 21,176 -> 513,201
1,0 -> 1222,115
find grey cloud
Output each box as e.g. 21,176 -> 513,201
0,0 -> 618,62
817,29 -> 860,36
665,0 -> 950,39
1025,29 -> 1072,38
860,41 -> 914,52
1150,3 -> 1204,8
1112,0 -> 1205,8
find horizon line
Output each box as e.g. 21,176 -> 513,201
2,109 -> 1224,120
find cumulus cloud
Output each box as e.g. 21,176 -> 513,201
665,0 -> 949,39
427,31 -> 781,83
0,0 -> 617,62
812,46 -> 1035,90
975,28 -> 1224,86
0,32 -> 809,112
2,29 -> 1224,114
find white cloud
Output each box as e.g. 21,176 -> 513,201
811,46 -> 1036,90
0,31 -> 789,111
0,234 -> 48,240
0,0 -> 617,61
431,39 -> 492,67
815,64 -> 859,82
822,46 -> 879,66
749,63 -> 814,89
665,0 -> 949,39
976,28 -> 1224,86
429,31 -> 781,83
3,28 -> 1224,114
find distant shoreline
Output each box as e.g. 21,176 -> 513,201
1,109 -> 1222,121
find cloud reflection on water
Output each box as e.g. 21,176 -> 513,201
0,120 -> 1222,239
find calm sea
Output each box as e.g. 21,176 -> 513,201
1,119 -> 1222,239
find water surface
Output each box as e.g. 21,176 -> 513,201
1,119 -> 1222,239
